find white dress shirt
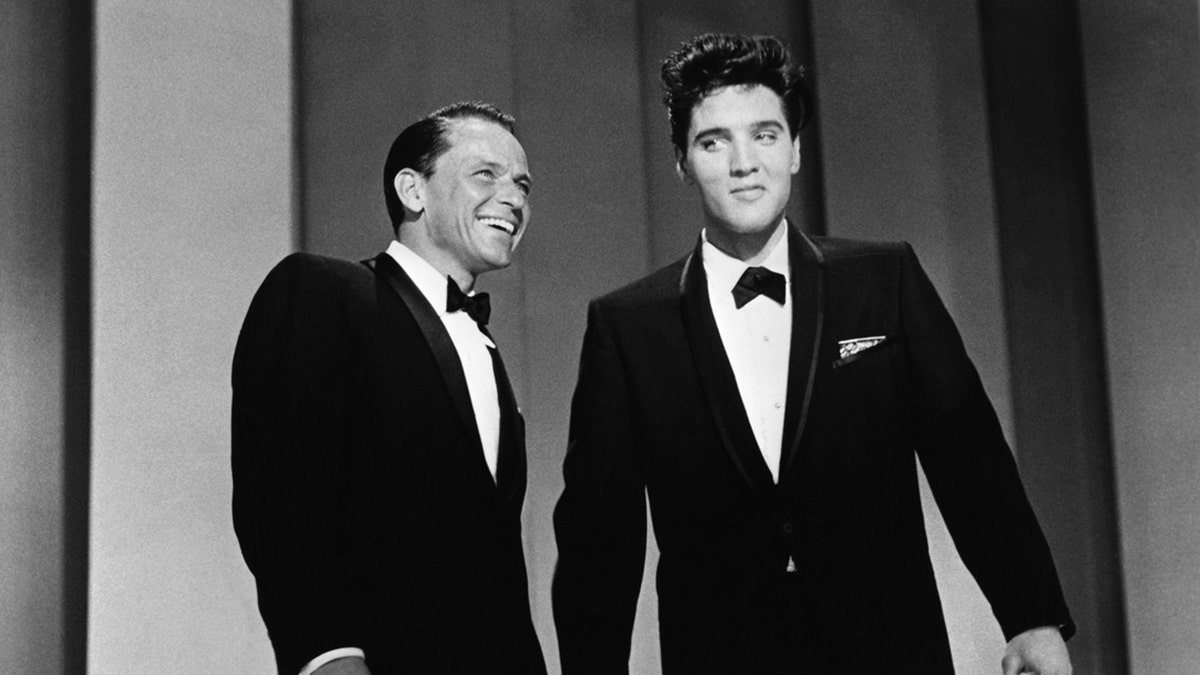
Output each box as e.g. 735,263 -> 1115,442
298,240 -> 502,675
386,240 -> 501,479
701,222 -> 791,483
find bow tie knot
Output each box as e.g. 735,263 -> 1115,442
446,278 -> 491,327
732,266 -> 786,308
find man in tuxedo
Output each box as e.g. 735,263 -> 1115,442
552,34 -> 1074,674
233,102 -> 546,675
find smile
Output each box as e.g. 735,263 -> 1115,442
478,216 -> 517,235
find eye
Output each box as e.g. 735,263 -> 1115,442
699,137 -> 726,152
756,131 -> 779,144
474,168 -> 497,180
516,181 -> 531,196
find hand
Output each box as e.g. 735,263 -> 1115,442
312,657 -> 371,675
1001,626 -> 1071,675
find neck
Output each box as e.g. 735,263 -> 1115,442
396,232 -> 477,293
705,218 -> 787,265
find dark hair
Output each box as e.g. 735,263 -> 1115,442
383,101 -> 516,232
661,33 -> 812,156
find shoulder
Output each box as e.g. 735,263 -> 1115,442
589,255 -> 689,314
265,251 -> 372,284
806,234 -> 909,263
254,251 -> 376,299
804,234 -> 922,282
243,252 -> 378,325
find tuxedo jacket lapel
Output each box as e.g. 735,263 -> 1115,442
679,239 -> 776,497
489,344 -> 525,503
780,228 -> 826,480
367,253 -> 488,473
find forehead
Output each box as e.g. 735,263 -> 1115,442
688,84 -> 788,135
440,118 -> 527,168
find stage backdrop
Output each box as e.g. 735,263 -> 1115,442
7,1 -> 1181,674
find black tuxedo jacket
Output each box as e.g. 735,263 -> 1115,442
552,228 -> 1073,673
232,252 -> 546,674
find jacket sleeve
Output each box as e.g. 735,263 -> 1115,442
231,254 -> 368,674
552,300 -> 648,674
898,243 -> 1075,641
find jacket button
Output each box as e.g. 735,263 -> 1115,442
781,522 -> 794,535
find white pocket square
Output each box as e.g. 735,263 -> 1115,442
837,335 -> 887,360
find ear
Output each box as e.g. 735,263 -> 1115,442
789,135 -> 801,174
394,169 -> 426,215
674,147 -> 694,185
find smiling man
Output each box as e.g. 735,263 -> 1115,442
552,35 -> 1074,674
233,102 -> 546,675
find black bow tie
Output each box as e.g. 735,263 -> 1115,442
446,278 -> 491,327
732,266 -> 786,308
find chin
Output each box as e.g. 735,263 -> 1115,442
709,206 -> 777,233
722,218 -> 779,237
483,255 -> 513,272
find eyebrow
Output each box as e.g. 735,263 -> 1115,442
750,120 -> 787,133
691,125 -> 729,141
691,119 -> 786,143
476,158 -> 533,188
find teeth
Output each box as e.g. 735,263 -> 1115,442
478,217 -> 515,235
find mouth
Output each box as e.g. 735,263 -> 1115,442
730,185 -> 766,201
478,216 -> 518,236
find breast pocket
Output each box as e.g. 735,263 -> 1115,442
831,336 -> 898,369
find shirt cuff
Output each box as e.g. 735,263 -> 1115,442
298,647 -> 365,675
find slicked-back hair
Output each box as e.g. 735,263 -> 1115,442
661,33 -> 812,157
383,101 -> 517,233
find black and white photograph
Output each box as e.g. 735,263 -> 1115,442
2,1 -> 1197,673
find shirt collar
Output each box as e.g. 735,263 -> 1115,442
385,240 -> 495,347
700,218 -> 790,291
386,240 -> 451,313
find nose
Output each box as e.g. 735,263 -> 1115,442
497,179 -> 527,213
729,139 -> 759,177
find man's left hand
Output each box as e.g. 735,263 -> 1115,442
1001,626 -> 1072,675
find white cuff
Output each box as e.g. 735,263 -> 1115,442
298,647 -> 365,675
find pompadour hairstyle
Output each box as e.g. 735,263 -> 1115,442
383,101 -> 517,233
660,33 -> 812,156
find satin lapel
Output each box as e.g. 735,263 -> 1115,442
679,238 -> 776,497
367,253 -> 486,464
488,343 -> 525,503
779,229 -> 826,480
